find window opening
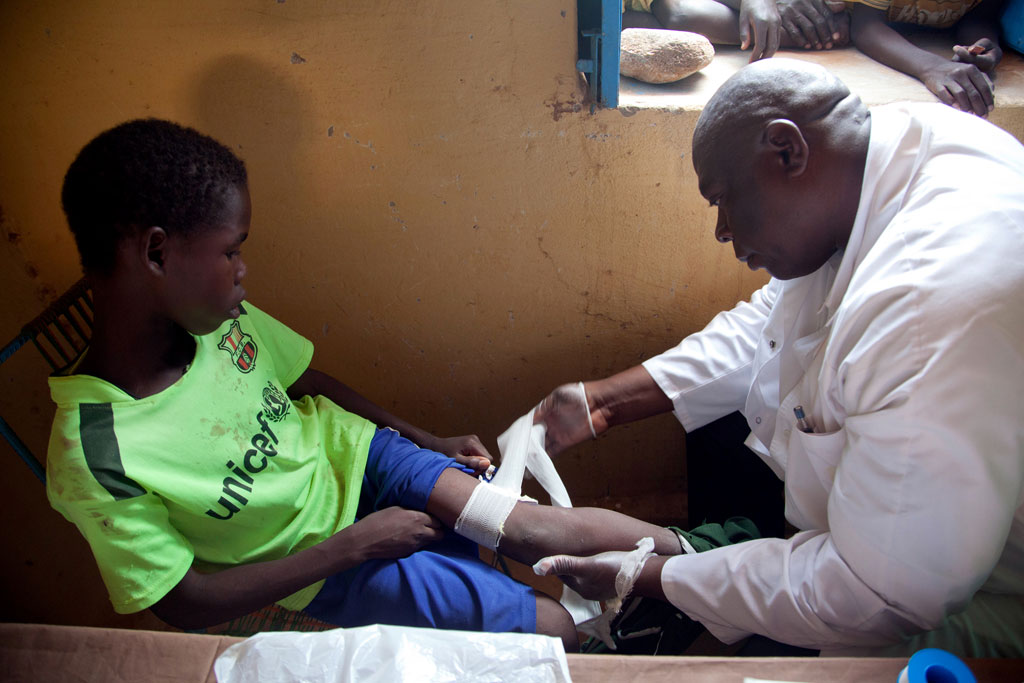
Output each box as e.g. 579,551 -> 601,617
577,0 -> 621,109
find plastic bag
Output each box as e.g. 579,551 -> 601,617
213,623 -> 573,683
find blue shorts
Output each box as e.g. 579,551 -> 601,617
303,428 -> 536,633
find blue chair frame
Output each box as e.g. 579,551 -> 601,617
0,278 -> 93,484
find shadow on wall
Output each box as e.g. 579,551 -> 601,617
190,53 -> 314,304
191,53 -> 310,170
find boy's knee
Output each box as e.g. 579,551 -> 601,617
533,592 -> 579,652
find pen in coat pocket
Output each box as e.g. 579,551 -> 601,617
794,405 -> 814,433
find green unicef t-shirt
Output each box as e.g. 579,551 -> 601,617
46,303 -> 374,614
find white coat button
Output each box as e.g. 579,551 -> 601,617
769,340 -> 776,349
755,417 -> 762,424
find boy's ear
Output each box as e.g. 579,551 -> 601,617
142,226 -> 170,275
763,119 -> 809,178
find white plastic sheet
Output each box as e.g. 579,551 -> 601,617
213,624 -> 573,683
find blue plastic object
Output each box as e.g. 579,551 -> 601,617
899,648 -> 977,683
1004,0 -> 1024,54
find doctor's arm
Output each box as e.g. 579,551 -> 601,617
533,367 -> 674,457
534,280 -> 779,456
541,311 -> 1023,650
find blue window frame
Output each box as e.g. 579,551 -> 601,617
577,0 -> 621,108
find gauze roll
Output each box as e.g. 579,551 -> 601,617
452,406 -> 602,625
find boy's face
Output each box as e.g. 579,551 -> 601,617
163,184 -> 251,335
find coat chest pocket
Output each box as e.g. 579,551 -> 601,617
784,427 -> 846,530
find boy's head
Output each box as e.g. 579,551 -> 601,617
61,118 -> 247,276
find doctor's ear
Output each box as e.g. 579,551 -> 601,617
763,119 -> 809,178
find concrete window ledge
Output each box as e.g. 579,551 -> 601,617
619,31 -> 1024,130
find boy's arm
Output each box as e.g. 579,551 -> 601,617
849,4 -> 994,117
721,0 -> 785,61
150,506 -> 443,630
287,367 -> 492,473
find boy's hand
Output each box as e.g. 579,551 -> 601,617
739,0 -> 783,61
432,434 -> 493,475
534,382 -> 599,457
952,38 -> 1002,74
345,507 -> 445,561
776,0 -> 842,50
922,60 -> 994,117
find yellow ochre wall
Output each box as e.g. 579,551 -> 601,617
1,0 -> 768,628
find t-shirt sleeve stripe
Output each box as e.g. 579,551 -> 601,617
79,403 -> 146,500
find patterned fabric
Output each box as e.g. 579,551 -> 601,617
846,0 -> 983,27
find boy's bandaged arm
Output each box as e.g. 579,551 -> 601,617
150,507 -> 442,630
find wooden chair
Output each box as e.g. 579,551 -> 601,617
1,277 -> 330,634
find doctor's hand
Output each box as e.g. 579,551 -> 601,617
534,550 -> 631,601
533,382 -> 600,457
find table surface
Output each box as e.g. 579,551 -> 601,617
3,623 -> 1023,682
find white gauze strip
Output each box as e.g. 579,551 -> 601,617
453,409 -> 554,551
452,407 -> 602,625
563,536 -> 656,650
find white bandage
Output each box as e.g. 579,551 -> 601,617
453,482 -> 521,550
579,381 -> 597,439
454,406 -> 603,625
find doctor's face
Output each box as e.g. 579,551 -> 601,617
694,136 -> 838,281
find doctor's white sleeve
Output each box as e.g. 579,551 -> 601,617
642,280 -> 777,432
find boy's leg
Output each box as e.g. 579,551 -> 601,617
303,531 -> 555,635
652,0 -> 743,43
623,10 -> 665,29
323,428 -> 577,648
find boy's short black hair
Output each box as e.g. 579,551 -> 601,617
61,118 -> 248,274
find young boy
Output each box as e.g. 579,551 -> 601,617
847,0 -> 1006,117
48,119 -> 683,650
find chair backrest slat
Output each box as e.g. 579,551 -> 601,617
18,278 -> 93,374
2,277 -> 94,484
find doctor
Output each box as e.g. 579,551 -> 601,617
534,59 -> 1024,656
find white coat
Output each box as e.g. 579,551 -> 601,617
642,103 -> 1024,656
